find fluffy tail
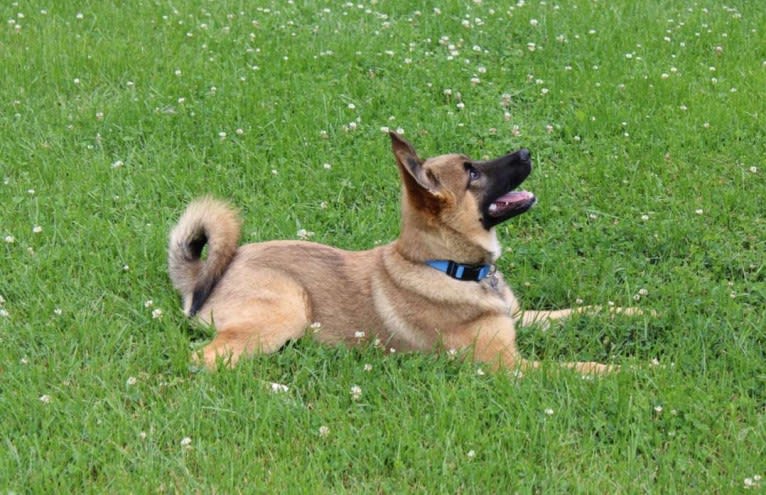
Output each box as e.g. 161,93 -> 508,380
168,197 -> 242,315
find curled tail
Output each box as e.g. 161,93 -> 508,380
168,197 -> 242,316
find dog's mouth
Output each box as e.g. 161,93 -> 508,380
487,190 -> 537,219
477,148 -> 535,229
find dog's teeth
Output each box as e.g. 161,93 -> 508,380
489,204 -> 498,213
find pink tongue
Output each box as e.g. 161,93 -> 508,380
488,191 -> 535,216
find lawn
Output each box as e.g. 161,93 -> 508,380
1,0 -> 764,492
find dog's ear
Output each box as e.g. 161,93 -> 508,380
389,132 -> 440,193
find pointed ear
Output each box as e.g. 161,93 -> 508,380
389,132 -> 440,192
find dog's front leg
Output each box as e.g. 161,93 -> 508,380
515,305 -> 649,329
449,316 -> 616,375
445,316 -> 523,371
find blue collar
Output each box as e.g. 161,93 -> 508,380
426,260 -> 493,282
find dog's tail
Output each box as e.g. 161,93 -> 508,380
168,197 -> 242,316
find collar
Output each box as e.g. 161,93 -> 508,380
426,259 -> 493,282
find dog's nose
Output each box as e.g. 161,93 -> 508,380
517,148 -> 531,162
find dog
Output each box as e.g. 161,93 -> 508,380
169,132 -> 636,373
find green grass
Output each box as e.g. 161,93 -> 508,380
1,0 -> 765,492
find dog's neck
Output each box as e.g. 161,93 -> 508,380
396,218 -> 499,266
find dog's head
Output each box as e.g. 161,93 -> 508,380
390,132 -> 535,260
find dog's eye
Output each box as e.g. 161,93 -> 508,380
466,165 -> 480,181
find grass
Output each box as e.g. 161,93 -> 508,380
1,0 -> 764,492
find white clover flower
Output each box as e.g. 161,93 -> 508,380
322,163 -> 332,170
544,408 -> 554,416
318,426 -> 330,437
39,394 -> 52,403
30,225 -> 41,234
180,437 -> 192,447
749,166 -> 758,173
126,376 -> 137,386
270,382 -> 289,393
350,385 -> 362,400
354,331 -> 365,339
144,300 -> 154,308
0,309 -> 9,318
151,308 -> 163,319
654,405 -> 663,413
111,160 -> 124,169
363,364 -> 373,372
466,450 -> 476,458
297,229 -> 314,240
4,236 -> 15,244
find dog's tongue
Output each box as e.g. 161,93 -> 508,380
488,191 -> 536,217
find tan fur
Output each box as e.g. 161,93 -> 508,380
168,133 -> 640,374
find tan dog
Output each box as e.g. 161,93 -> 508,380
169,133 -> 631,373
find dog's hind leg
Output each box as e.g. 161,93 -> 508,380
196,273 -> 311,369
